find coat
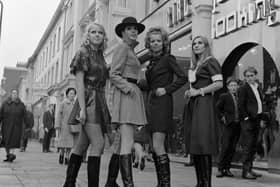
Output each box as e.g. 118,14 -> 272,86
55,99 -> 78,148
43,110 -> 54,130
22,110 -> 34,139
110,40 -> 147,125
0,97 -> 28,148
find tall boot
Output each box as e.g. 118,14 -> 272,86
87,156 -> 101,187
120,154 -> 134,187
152,153 -> 160,187
201,155 -> 212,187
157,154 -> 171,187
105,154 -> 120,187
193,155 -> 203,187
63,153 -> 83,187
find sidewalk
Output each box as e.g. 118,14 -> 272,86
0,140 -> 279,187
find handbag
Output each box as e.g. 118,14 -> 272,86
68,99 -> 81,134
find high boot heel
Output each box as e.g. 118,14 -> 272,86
152,153 -> 160,187
120,154 -> 134,187
88,156 -> 101,187
157,154 -> 171,187
105,154 -> 120,187
63,153 -> 83,187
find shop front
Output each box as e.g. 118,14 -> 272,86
212,0 -> 280,173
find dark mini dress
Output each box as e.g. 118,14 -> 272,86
184,56 -> 222,155
145,54 -> 186,133
70,44 -> 111,134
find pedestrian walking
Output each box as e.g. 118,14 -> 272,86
109,16 -> 147,187
140,26 -> 187,186
184,36 -> 223,187
42,104 -> 55,153
0,89 -> 29,162
20,105 -> 34,152
55,87 -> 79,165
63,22 -> 111,187
238,66 -> 264,180
216,78 -> 241,178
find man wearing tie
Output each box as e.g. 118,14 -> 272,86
216,78 -> 240,178
238,66 -> 263,180
42,104 -> 55,153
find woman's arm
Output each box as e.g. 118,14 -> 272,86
75,71 -> 86,124
54,103 -> 63,129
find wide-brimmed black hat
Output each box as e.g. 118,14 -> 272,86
115,16 -> 145,38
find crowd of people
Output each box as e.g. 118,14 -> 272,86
0,15 -> 273,187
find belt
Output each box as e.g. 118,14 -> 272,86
125,77 -> 138,85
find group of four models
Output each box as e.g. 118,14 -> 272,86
62,16 -> 223,187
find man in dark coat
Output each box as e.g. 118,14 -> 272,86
216,78 -> 240,178
238,67 -> 264,180
0,89 -> 28,162
42,104 -> 55,153
20,105 -> 34,152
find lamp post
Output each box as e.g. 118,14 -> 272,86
0,0 -> 3,40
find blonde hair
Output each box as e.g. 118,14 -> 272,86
145,27 -> 170,54
83,22 -> 108,51
191,36 -> 212,69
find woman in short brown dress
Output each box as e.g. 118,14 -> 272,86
63,23 -> 110,187
184,36 -> 223,187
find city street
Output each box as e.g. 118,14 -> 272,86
0,141 -> 279,187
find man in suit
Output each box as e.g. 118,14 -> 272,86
42,104 -> 55,153
238,66 -> 263,180
216,78 -> 240,178
20,105 -> 34,152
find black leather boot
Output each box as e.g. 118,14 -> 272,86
152,153 -> 160,187
120,154 -> 134,187
193,155 -> 203,187
88,156 -> 101,187
63,153 -> 83,187
201,155 -> 212,187
157,154 -> 171,187
105,154 -> 120,187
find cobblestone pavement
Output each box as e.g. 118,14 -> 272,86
0,141 -> 279,187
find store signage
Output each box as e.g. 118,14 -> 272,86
166,0 -> 191,28
212,0 -> 280,39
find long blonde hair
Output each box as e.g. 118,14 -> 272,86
191,36 -> 212,70
82,22 -> 108,51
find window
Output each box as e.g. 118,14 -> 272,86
116,0 -> 127,8
53,34 -> 56,56
57,27 -> 61,51
45,48 -> 48,67
49,41 -> 52,59
55,62 -> 59,83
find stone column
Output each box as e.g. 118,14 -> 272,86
191,0 -> 213,39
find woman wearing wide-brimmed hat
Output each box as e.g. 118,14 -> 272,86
109,16 -> 147,187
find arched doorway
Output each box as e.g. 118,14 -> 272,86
222,43 -> 280,171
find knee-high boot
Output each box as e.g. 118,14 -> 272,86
152,153 -> 160,187
87,156 -> 101,187
157,154 -> 171,187
105,154 -> 120,187
120,154 -> 134,187
63,153 -> 83,187
201,155 -> 212,187
193,155 -> 203,187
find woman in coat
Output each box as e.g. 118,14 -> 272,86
143,27 -> 186,186
0,89 -> 28,162
55,87 -> 78,165
109,16 -> 147,187
184,36 -> 223,187
63,22 -> 111,187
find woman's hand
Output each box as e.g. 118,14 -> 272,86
155,88 -> 166,96
79,109 -> 86,125
184,88 -> 200,98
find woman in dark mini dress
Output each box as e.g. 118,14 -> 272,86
63,22 -> 110,187
143,27 -> 186,186
184,36 -> 223,187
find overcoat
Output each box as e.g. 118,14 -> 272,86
55,99 -> 78,148
0,97 -> 28,148
110,41 -> 147,125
